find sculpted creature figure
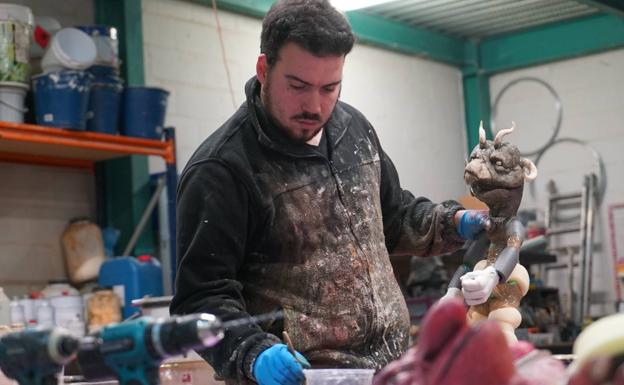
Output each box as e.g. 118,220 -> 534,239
442,121 -> 537,344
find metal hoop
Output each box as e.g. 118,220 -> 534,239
529,137 -> 607,209
491,77 -> 562,157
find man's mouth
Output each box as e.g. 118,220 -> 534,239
294,118 -> 320,126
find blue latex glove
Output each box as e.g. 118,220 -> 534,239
253,344 -> 311,385
457,210 -> 489,240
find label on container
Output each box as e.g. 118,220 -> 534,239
113,285 -> 125,306
0,21 -> 31,82
43,113 -> 53,122
14,23 -> 30,63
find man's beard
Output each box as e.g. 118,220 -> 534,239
261,75 -> 334,144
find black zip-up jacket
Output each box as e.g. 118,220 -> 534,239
171,77 -> 464,383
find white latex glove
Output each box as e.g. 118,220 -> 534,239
439,287 -> 463,303
460,266 -> 500,306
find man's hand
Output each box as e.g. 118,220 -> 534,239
455,210 -> 490,240
460,266 -> 499,305
253,344 -> 311,385
439,287 -> 463,303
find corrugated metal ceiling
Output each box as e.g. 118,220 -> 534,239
363,0 -> 601,38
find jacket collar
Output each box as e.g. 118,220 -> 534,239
244,76 -> 352,158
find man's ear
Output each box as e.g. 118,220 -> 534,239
256,54 -> 268,84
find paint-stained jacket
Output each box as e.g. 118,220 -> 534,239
171,77 -> 464,383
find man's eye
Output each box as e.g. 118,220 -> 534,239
323,86 -> 336,92
290,84 -> 305,90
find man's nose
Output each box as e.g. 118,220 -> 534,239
303,91 -> 322,115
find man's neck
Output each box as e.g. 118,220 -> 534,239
306,128 -> 324,146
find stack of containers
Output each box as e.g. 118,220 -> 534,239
5,282 -> 85,337
77,25 -> 123,135
32,27 -> 96,129
0,4 -> 33,123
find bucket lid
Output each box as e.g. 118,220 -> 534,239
75,25 -> 118,40
0,81 -> 29,90
32,70 -> 95,80
0,4 -> 34,25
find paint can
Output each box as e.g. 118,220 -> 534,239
32,70 -> 93,129
121,87 -> 169,140
86,80 -> 123,134
0,82 -> 27,122
49,295 -> 85,337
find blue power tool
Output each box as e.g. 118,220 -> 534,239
76,311 -> 282,385
0,327 -> 79,385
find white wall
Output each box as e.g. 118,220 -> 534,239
13,0 -> 93,29
489,49 -> 624,316
0,164 -> 96,297
142,0 -> 468,203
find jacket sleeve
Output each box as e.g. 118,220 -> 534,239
170,159 -> 280,382
374,133 -> 465,257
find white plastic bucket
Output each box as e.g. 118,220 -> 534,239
50,295 -> 85,337
0,82 -> 27,123
0,4 -> 33,84
41,27 -> 96,73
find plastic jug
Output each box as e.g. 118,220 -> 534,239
98,256 -> 163,319
61,219 -> 106,284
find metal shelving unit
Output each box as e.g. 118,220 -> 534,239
0,121 -> 178,289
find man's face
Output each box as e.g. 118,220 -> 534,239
256,42 -> 345,144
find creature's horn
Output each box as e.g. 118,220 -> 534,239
479,121 -> 486,148
521,158 -> 538,181
494,121 -> 516,147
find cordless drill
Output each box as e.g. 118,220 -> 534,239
76,313 -> 225,385
0,327 -> 79,385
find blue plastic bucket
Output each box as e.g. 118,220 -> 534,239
32,70 -> 93,129
86,81 -> 123,134
121,87 -> 169,140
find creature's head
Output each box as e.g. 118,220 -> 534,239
465,122 -> 537,212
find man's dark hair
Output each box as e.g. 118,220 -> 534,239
261,0 -> 355,66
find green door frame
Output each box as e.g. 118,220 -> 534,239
95,0 -> 154,256
464,13 -> 624,152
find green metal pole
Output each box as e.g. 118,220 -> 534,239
95,0 -> 154,256
462,42 -> 492,154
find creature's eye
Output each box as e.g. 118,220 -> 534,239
491,156 -> 505,168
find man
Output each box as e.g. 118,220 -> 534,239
171,1 -> 487,384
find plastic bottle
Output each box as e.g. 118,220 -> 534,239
9,299 -> 24,326
0,288 -> 10,326
36,300 -> 54,328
